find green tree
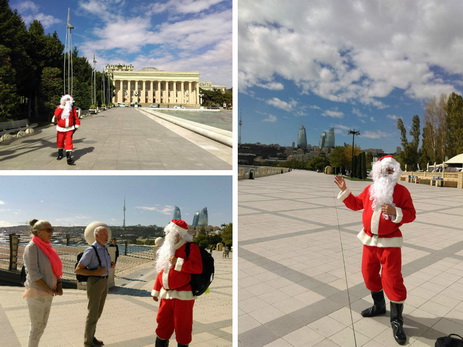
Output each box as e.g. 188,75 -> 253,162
0,45 -> 20,121
221,223 -> 232,247
446,92 -> 463,158
329,146 -> 348,174
397,116 -> 421,170
40,67 -> 62,117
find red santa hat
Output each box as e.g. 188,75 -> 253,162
164,219 -> 189,236
371,155 -> 402,181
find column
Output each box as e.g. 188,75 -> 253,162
195,82 -> 199,106
188,82 -> 192,105
165,81 -> 169,104
173,81 -> 177,104
127,80 -> 132,104
156,81 -> 161,104
149,81 -> 154,104
180,82 -> 185,105
141,80 -> 146,104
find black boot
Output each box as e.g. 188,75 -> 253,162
57,149 -> 64,160
390,302 -> 406,345
178,345 -> 188,347
66,151 -> 75,165
155,337 -> 169,347
361,290 -> 386,317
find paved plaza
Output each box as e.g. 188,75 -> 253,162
239,170 -> 463,346
0,108 -> 232,170
0,252 -> 232,346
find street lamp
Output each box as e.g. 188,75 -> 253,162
348,129 -> 360,178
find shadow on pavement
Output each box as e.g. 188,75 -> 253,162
109,286 -> 151,297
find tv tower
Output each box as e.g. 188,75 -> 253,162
123,198 -> 126,229
63,8 -> 74,95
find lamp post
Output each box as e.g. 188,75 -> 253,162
348,129 -> 360,178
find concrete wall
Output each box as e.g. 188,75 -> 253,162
238,166 -> 291,180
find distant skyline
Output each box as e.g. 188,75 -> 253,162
0,176 -> 232,228
239,0 -> 463,153
11,0 -> 232,87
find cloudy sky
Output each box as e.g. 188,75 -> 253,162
0,175 -> 232,227
12,0 -> 232,87
238,0 -> 463,153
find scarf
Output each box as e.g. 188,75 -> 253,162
32,235 -> 63,278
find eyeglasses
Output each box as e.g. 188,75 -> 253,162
41,228 -> 54,233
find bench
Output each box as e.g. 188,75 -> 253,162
0,119 -> 38,143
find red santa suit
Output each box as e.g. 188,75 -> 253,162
54,95 -> 80,151
152,240 -> 202,345
338,183 -> 416,302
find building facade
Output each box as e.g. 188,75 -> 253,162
297,125 -> 308,149
106,64 -> 200,107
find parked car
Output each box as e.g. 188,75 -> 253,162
173,105 -> 185,109
150,104 -> 160,108
118,102 -> 126,107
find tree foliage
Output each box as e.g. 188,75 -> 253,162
397,115 -> 421,170
200,88 -> 232,108
446,92 -> 463,158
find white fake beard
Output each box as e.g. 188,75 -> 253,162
155,230 -> 179,273
370,174 -> 397,218
62,101 -> 72,119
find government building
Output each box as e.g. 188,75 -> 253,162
105,64 -> 200,107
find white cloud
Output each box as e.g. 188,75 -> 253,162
136,205 -> 174,216
262,114 -> 277,123
13,1 -> 61,28
149,0 -> 225,15
322,110 -> 344,118
266,97 -> 297,111
387,114 -> 400,121
0,201 -> 5,205
239,1 -> 463,104
0,220 -> 16,227
362,130 -> 389,139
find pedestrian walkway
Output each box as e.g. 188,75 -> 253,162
0,108 -> 232,170
0,252 -> 232,346
238,170 -> 463,346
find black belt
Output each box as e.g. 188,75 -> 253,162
95,276 -> 108,279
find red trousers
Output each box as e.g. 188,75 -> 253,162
361,245 -> 407,302
56,131 -> 74,151
156,298 -> 195,345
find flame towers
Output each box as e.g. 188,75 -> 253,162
297,125 -> 307,149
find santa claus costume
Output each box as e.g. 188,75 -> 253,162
54,94 -> 80,165
337,155 -> 415,345
152,219 -> 202,347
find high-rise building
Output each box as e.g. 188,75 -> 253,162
192,211 -> 200,227
173,206 -> 181,220
320,128 -> 335,149
297,125 -> 307,149
325,128 -> 335,148
198,207 -> 208,226
319,131 -> 326,148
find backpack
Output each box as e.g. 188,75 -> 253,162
435,334 -> 463,347
75,245 -> 101,282
185,242 -> 214,296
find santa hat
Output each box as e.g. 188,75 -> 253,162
371,155 -> 402,181
60,94 -> 74,105
164,219 -> 189,236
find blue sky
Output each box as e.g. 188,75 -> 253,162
11,0 -> 232,87
238,0 -> 463,153
0,175 -> 232,227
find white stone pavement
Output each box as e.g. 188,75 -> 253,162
0,252 -> 232,346
0,107 -> 231,170
238,170 -> 463,346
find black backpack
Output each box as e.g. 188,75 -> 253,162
75,245 -> 101,282
20,265 -> 27,286
185,242 -> 214,296
435,334 -> 463,347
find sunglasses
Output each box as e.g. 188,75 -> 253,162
42,228 -> 54,233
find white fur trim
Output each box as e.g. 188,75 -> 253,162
56,125 -> 75,132
162,271 -> 170,289
371,209 -> 381,235
393,207 -> 403,224
151,289 -> 160,297
337,188 -> 351,201
157,288 -> 196,300
175,257 -> 184,272
357,229 -> 403,247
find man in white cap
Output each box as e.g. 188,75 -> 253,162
152,219 -> 202,347
54,94 -> 80,165
75,226 -> 114,347
334,155 -> 416,345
